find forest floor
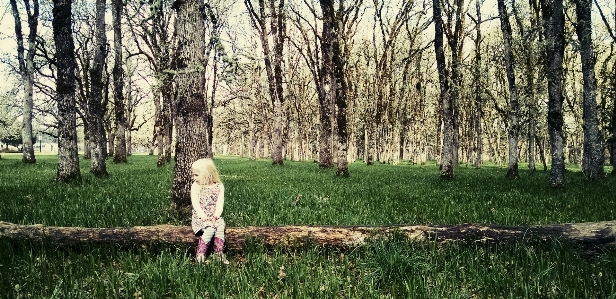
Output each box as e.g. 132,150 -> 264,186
0,154 -> 615,298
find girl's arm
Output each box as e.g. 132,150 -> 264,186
214,184 -> 225,218
191,182 -> 208,219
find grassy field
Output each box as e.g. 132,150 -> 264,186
0,154 -> 615,298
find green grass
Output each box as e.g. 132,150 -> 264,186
1,154 -> 615,298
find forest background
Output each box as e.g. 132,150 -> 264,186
0,0 -> 616,198
1,1 -> 616,296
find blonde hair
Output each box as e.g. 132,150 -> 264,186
191,158 -> 222,186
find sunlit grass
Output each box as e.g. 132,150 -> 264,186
1,154 -> 614,227
0,154 -> 180,227
0,154 -> 615,298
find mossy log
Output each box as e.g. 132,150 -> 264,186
0,221 -> 615,250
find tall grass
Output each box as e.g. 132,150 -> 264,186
1,154 -> 615,298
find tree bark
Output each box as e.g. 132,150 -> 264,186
318,0 -> 335,169
472,0 -> 483,169
10,0 -> 39,164
540,0 -> 566,188
112,0 -> 127,163
526,88 -> 537,173
611,59 -> 616,175
88,0 -> 109,178
573,0 -> 605,180
172,0 -> 210,209
1,221 -> 614,250
53,0 -> 81,183
331,1 -> 349,177
446,0 -> 465,168
161,81 -> 174,165
153,91 -> 163,157
83,120 -> 91,159
433,0 -> 454,180
498,0 -> 520,179
270,0 -> 286,165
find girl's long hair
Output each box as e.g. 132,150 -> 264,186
191,158 -> 222,186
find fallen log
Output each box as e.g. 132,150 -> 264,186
0,221 -> 615,250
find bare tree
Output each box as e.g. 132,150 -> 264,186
126,0 -> 175,166
53,0 -> 81,183
88,0 -> 109,178
289,1 -> 335,168
512,0 -> 542,173
367,0 -> 415,165
540,0 -> 566,187
317,0 -> 353,176
469,0 -> 483,168
433,0 -> 454,179
112,0 -> 127,163
245,0 -> 287,165
330,0 -> 351,176
10,0 -> 39,164
593,0 -> 616,174
202,2 -> 237,158
497,0 -> 520,179
572,0 -> 605,180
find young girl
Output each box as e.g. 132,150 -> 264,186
191,158 -> 229,264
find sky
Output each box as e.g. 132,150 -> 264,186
0,2 -> 17,92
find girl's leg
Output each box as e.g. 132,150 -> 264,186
212,223 -> 228,264
196,237 -> 208,262
212,223 -> 226,253
196,227 -> 216,262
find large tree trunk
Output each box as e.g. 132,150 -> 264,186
10,0 -> 39,164
172,0 -> 210,209
112,0 -> 127,164
2,221 -> 614,250
53,0 -> 81,183
88,0 -> 109,178
573,0 -> 605,180
331,1 -> 349,177
271,0 -> 286,165
318,0 -> 335,169
541,0 -> 566,188
447,0 -> 465,169
433,0 -> 454,180
498,0 -> 520,179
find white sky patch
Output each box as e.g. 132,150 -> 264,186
0,2 -> 18,92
